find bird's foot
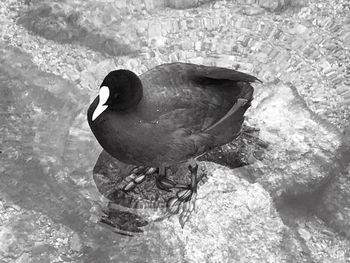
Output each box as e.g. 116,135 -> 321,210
166,163 -> 199,228
154,166 -> 185,192
99,204 -> 148,237
155,175 -> 178,192
120,166 -> 158,192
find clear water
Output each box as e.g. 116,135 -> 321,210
1,0 -> 349,262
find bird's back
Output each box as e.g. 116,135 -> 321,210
137,62 -> 256,134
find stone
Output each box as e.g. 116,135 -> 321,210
167,0 -> 199,9
93,162 -> 293,263
295,24 -> 308,35
244,82 -> 344,202
17,2 -> 136,57
298,227 -> 312,241
258,0 -> 279,11
0,226 -> 16,257
316,127 -> 350,238
15,253 -> 30,263
0,43 -> 95,245
243,6 -> 265,16
148,21 -> 162,39
70,233 -> 82,251
144,0 -> 155,10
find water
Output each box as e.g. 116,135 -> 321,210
1,0 -> 349,262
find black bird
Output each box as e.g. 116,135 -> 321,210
87,62 -> 260,226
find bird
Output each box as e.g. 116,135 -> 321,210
87,62 -> 260,227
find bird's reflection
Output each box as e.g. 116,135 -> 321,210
99,206 -> 149,237
92,126 -> 267,236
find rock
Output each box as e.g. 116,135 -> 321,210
257,0 -> 305,12
144,0 -> 155,10
0,43 -> 96,240
258,0 -> 280,11
148,22 -> 162,39
294,24 -> 308,35
298,227 -> 311,241
17,2 -> 137,57
0,226 -> 17,257
167,0 -> 200,9
165,163 -> 288,263
92,162 -> 294,263
15,253 -> 30,263
244,82 -> 345,202
243,6 -> 265,16
316,127 -> 350,238
70,233 -> 82,251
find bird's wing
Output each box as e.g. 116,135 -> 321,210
139,62 -> 257,133
189,63 -> 261,83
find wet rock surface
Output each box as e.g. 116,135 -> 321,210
316,128 -> 350,238
89,163 -> 297,263
18,1 -> 138,57
244,82 -> 345,201
317,165 -> 350,238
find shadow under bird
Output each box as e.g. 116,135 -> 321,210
87,62 -> 260,227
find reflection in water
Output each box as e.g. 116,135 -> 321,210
100,207 -> 149,237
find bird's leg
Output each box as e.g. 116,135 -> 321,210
121,166 -> 158,192
121,165 -> 184,193
166,159 -> 200,228
154,166 -> 179,192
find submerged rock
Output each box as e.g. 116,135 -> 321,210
89,163 -> 295,263
257,0 -> 305,12
0,43 -> 94,240
316,127 -> 350,238
169,164 -> 287,262
244,82 -> 345,202
17,2 -> 137,57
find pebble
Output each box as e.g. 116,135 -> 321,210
15,252 -> 30,263
69,233 -> 82,251
298,227 -> 312,241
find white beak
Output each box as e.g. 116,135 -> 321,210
92,86 -> 110,121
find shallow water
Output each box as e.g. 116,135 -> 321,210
1,0 -> 350,262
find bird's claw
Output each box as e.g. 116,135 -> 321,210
179,194 -> 197,228
155,176 -> 177,192
166,187 -> 197,228
121,166 -> 158,192
176,188 -> 192,202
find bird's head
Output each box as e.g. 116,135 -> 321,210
92,69 -> 143,121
